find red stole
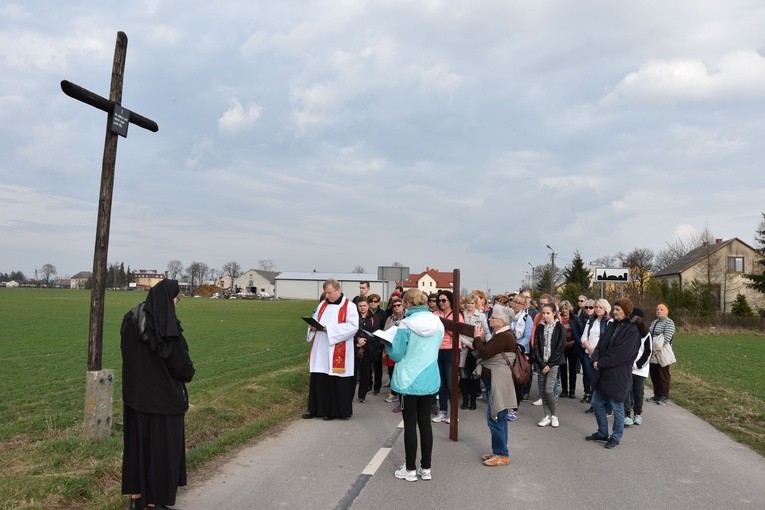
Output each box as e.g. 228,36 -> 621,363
314,297 -> 350,374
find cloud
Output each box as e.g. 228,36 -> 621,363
2,1 -> 765,292
674,223 -> 698,241
217,98 -> 262,134
601,50 -> 765,105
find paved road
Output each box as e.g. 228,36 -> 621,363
176,381 -> 765,509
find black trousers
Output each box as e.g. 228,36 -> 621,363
371,346 -> 384,393
560,348 -> 579,395
357,345 -> 374,399
401,394 -> 435,470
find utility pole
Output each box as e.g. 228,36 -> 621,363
528,262 -> 534,291
546,245 -> 556,294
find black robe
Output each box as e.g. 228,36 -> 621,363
121,279 -> 194,507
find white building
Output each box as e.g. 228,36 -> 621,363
218,269 -> 279,297
274,272 -> 383,300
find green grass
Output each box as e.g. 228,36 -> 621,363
665,333 -> 765,456
0,288 -> 316,509
1,289 -> 764,508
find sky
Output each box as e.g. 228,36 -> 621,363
1,0 -> 764,293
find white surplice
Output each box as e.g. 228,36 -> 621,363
306,295 -> 359,377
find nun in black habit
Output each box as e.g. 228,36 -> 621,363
121,279 -> 195,509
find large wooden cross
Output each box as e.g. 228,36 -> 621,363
61,31 -> 158,439
438,269 -> 479,441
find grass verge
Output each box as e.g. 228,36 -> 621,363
657,333 -> 765,456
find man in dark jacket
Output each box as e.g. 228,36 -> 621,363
586,298 -> 639,449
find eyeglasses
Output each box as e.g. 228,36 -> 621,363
392,303 -> 402,307
584,306 -> 594,310
370,300 -> 379,303
438,298 -> 449,303
578,299 -> 585,302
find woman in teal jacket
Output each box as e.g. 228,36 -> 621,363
389,289 -> 444,482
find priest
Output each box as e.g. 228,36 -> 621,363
303,279 -> 359,420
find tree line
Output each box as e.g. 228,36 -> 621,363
526,217 -> 765,320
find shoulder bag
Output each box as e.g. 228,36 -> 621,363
652,333 -> 665,350
501,345 -> 531,385
655,342 -> 677,367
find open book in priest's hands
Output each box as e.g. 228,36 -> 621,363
301,316 -> 325,331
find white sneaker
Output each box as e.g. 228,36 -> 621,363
416,466 -> 432,480
432,411 -> 447,423
624,416 -> 634,426
394,466 -> 417,482
532,398 -> 543,406
538,415 -> 551,427
550,415 -> 559,428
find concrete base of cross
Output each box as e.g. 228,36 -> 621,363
83,369 -> 114,440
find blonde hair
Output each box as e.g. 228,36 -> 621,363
403,288 -> 428,306
596,298 -> 611,315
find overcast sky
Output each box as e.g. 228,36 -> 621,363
2,1 -> 764,292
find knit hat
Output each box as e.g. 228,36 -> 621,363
613,298 -> 633,317
632,307 -> 644,318
491,304 -> 515,325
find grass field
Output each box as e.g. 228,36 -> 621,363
0,288 -> 316,509
669,333 -> 765,456
1,289 -> 763,508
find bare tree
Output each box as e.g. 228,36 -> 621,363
352,265 -> 365,274
166,260 -> 184,280
258,259 -> 276,272
392,261 -> 404,267
186,261 -> 209,292
616,248 -> 655,297
656,225 -> 717,270
222,261 -> 242,289
40,263 -> 57,286
591,254 -> 618,268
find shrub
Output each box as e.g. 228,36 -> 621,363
731,293 -> 754,317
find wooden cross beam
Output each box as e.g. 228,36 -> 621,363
61,31 -> 158,373
437,269 -> 479,441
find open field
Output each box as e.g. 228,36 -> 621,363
1,288 -> 763,508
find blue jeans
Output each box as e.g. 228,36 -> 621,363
437,349 -> 452,412
484,379 -> 509,456
592,388 -> 625,442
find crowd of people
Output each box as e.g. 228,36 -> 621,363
301,280 -> 678,481
116,277 -> 678,508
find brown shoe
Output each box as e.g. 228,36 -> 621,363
483,455 -> 510,467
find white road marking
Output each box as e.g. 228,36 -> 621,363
361,447 -> 392,475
